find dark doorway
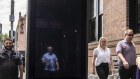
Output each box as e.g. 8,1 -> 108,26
129,0 -> 140,33
27,0 -> 87,79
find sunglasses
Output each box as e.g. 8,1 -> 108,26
128,34 -> 134,37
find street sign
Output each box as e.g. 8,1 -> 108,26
9,15 -> 15,22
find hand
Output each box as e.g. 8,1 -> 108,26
123,61 -> 129,69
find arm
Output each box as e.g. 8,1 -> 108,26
56,61 -> 59,71
42,55 -> 47,64
117,53 -> 127,64
116,42 -> 129,69
19,65 -> 24,79
92,55 -> 97,74
109,55 -> 114,74
55,54 -> 59,71
108,48 -> 114,74
117,53 -> 129,69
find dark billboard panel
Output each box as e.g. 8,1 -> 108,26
26,0 -> 87,79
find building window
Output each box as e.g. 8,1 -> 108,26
129,0 -> 140,33
98,14 -> 103,39
88,18 -> 96,42
93,0 -> 96,17
87,0 -> 103,42
138,0 -> 140,32
20,23 -> 24,33
98,0 -> 103,39
99,0 -> 103,15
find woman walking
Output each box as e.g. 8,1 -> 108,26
92,37 -> 114,79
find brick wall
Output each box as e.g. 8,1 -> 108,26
88,0 -> 140,75
88,49 -> 93,74
89,0 -> 128,74
16,15 -> 26,51
103,0 -> 127,41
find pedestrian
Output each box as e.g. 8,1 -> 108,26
0,37 -> 23,79
92,37 -> 114,79
116,29 -> 136,79
41,46 -> 59,79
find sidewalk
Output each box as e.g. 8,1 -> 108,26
88,74 -> 120,79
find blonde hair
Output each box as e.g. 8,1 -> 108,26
124,29 -> 133,36
97,37 -> 107,48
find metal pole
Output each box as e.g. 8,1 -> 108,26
11,22 -> 13,39
0,23 -> 2,49
10,0 -> 14,39
95,0 -> 98,41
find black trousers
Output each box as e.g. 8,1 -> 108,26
45,70 -> 57,79
119,65 -> 137,79
96,63 -> 109,79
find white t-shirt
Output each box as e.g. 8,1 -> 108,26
93,47 -> 111,66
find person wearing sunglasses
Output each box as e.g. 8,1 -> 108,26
116,29 -> 136,79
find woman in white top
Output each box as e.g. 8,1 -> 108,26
92,37 -> 114,79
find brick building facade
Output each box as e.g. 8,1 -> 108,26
16,12 -> 26,55
87,0 -> 140,74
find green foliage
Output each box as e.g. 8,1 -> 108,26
0,34 -> 8,43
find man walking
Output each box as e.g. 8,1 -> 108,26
116,29 -> 136,79
42,46 -> 59,79
0,37 -> 23,79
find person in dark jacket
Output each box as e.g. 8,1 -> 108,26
0,38 -> 24,79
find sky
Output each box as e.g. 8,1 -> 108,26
0,0 -> 27,34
